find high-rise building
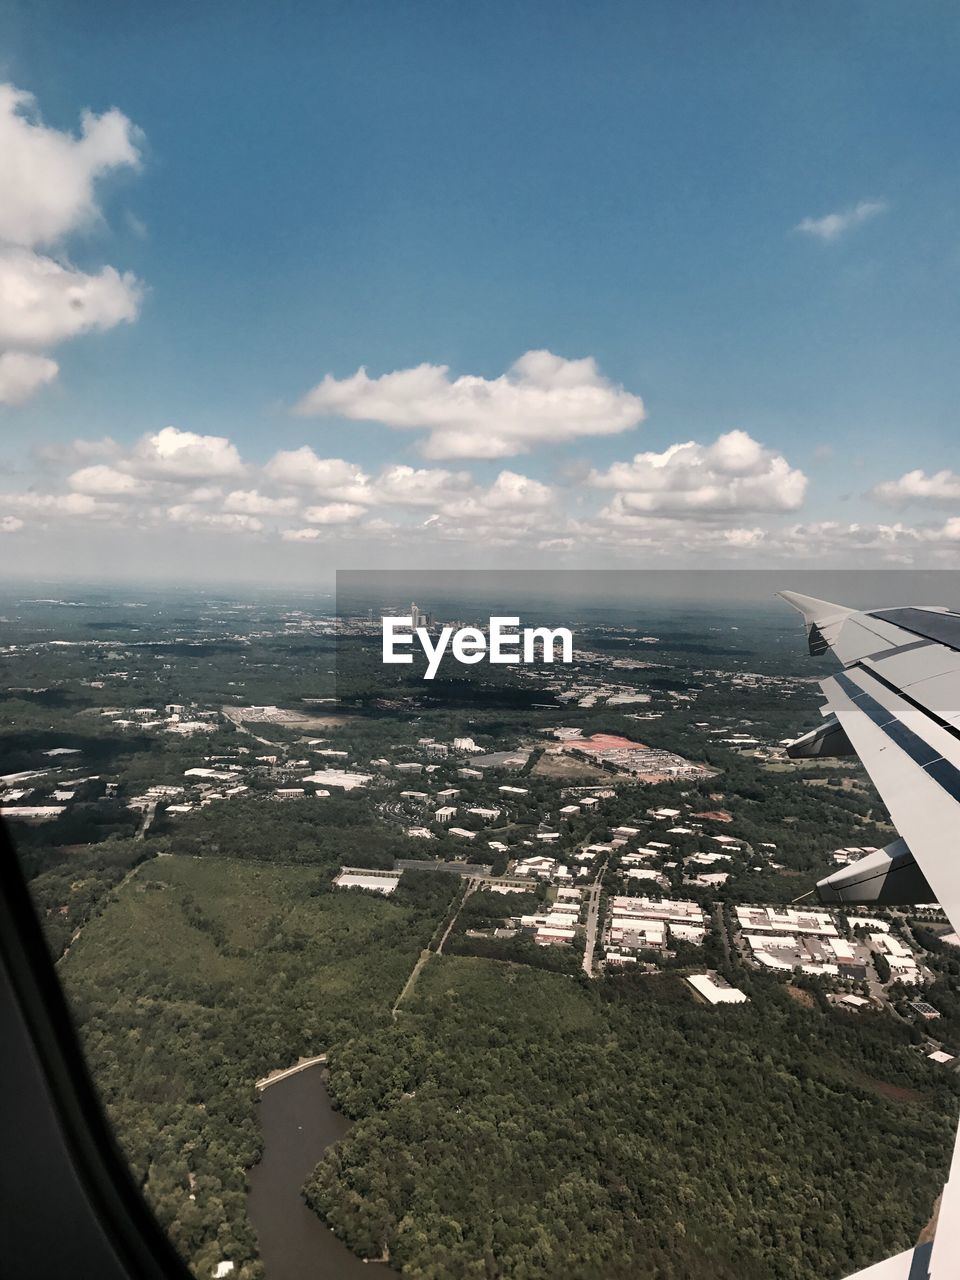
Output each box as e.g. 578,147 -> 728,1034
409,602 -> 435,630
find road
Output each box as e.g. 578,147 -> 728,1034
713,903 -> 731,965
392,949 -> 433,1021
135,800 -> 157,841
393,879 -> 478,1020
437,878 -> 477,954
581,862 -> 608,977
255,1055 -> 328,1091
58,859 -> 147,964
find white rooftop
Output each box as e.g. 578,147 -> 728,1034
686,974 -> 749,1005
334,869 -> 400,895
302,769 -> 371,790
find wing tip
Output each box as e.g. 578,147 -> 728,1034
778,590 -> 852,626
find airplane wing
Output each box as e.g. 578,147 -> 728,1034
780,592 -> 960,932
781,592 -> 960,1280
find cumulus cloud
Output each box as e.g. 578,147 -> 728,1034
591,430 -> 807,518
1,490 -> 117,518
281,527 -> 321,542
264,448 -> 372,502
373,464 -> 472,506
265,448 -> 476,509
292,349 -> 646,459
0,249 -> 141,347
68,463 -> 147,496
0,84 -> 145,406
15,426 -> 960,567
0,350 -> 58,405
0,84 -> 141,248
407,471 -> 559,548
567,511 -> 769,556
793,200 -> 887,242
166,505 -> 263,533
51,429 -> 245,489
712,517 -> 960,565
21,426 -> 812,564
1,515 -> 24,532
302,502 -> 366,525
222,489 -> 299,515
125,427 -> 246,481
27,425 -> 564,548
450,469 -> 553,515
871,468 -> 960,506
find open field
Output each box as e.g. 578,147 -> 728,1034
530,751 -> 614,781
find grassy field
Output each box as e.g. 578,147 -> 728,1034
66,856 -> 433,1038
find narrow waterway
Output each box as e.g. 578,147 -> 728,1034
247,1065 -> 374,1279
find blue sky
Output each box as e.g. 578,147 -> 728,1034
2,1 -> 960,581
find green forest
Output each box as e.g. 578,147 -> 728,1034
306,956 -> 958,1280
61,856 -> 457,1279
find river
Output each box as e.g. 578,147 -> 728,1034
247,1065 -> 374,1279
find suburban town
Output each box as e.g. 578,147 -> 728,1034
3,587 -> 960,1280
4,597 -> 956,1051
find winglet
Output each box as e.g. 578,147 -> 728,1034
777,591 -> 852,628
778,591 -> 854,656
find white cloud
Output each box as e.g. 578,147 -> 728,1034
591,430 -> 807,518
126,427 -> 245,481
1,490 -> 116,517
43,432 -> 557,542
0,84 -> 145,407
166,505 -> 263,533
281,527 -> 321,542
186,485 -> 224,503
373,464 -> 472,506
446,469 -> 554,517
292,349 -> 646,459
793,200 -> 887,242
1,515 -> 24,532
264,448 -> 372,501
871,469 -> 960,506
0,350 -> 58,404
45,429 -> 245,489
0,84 -> 141,248
0,248 -> 141,348
222,489 -> 299,515
407,471 -> 558,547
68,464 -> 147,496
711,517 -> 960,565
303,502 -> 366,525
264,448 -> 475,508
559,510 -> 769,557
